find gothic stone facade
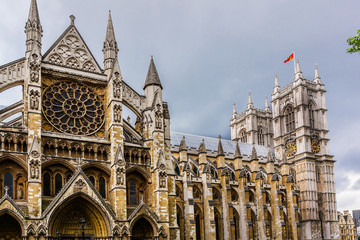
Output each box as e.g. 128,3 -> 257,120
0,1 -> 339,239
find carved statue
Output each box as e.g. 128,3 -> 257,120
116,167 -> 124,185
29,54 -> 40,83
159,171 -> 167,188
114,104 -> 122,123
30,89 -> 40,110
113,72 -> 121,99
155,104 -> 163,129
30,160 -> 39,179
17,184 -> 23,199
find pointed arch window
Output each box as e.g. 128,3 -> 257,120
285,105 -> 295,132
4,172 -> 13,198
239,129 -> 247,143
43,172 -> 51,196
129,181 -> 137,205
89,176 -> 95,186
55,173 -> 62,195
309,103 -> 315,129
258,128 -> 265,145
99,177 -> 106,198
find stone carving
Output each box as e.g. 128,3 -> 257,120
83,61 -> 96,71
159,171 -> 167,188
30,160 -> 40,179
113,104 -> 122,123
75,179 -> 86,190
30,89 -> 40,110
48,53 -> 63,64
113,72 -> 121,99
155,104 -> 163,129
29,53 -> 40,83
17,184 -> 23,199
116,167 -> 125,186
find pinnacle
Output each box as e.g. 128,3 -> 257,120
28,0 -> 40,23
105,10 -> 116,43
267,148 -> 274,162
247,90 -> 254,109
144,56 -> 163,90
179,136 -> 187,152
234,141 -> 242,158
198,139 -> 207,154
217,135 -> 225,156
314,63 -> 323,84
251,144 -> 258,160
265,95 -> 270,111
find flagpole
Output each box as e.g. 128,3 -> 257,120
293,50 -> 296,74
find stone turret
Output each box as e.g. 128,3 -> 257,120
25,0 -> 42,54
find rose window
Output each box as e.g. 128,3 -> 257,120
42,81 -> 104,135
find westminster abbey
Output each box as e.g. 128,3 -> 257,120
0,0 -> 340,239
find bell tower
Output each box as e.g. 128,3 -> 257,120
271,60 -> 339,239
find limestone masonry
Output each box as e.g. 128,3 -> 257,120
0,0 -> 339,239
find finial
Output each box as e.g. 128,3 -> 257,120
198,139 -> 207,154
234,141 -> 242,158
70,15 -> 76,25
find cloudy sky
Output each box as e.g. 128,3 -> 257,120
0,0 -> 359,212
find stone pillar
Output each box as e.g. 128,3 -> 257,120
255,174 -> 266,240
182,168 -> 195,240
106,65 -> 126,220
201,168 -> 216,239
26,42 -> 42,218
220,168 -> 231,240
270,175 -> 282,240
286,176 -> 298,240
238,172 -> 249,240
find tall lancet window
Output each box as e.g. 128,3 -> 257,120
258,128 -> 264,145
239,129 -> 247,143
129,181 -> 137,205
285,106 -> 295,132
309,103 -> 315,129
55,173 -> 62,195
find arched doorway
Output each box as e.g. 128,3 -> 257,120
48,194 -> 110,238
131,217 -> 154,240
0,213 -> 22,240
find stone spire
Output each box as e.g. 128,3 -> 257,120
314,63 -> 323,85
103,10 -> 119,72
144,56 -> 163,90
294,58 -> 304,80
25,0 -> 42,53
198,139 -> 206,154
250,144 -> 258,160
273,74 -> 280,94
234,141 -> 242,158
247,90 -> 254,109
217,135 -> 225,156
179,136 -> 187,152
265,95 -> 270,112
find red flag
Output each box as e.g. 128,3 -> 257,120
284,53 -> 294,63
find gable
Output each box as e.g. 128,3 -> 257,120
43,24 -> 102,73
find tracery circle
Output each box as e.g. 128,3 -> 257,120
42,81 -> 104,135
